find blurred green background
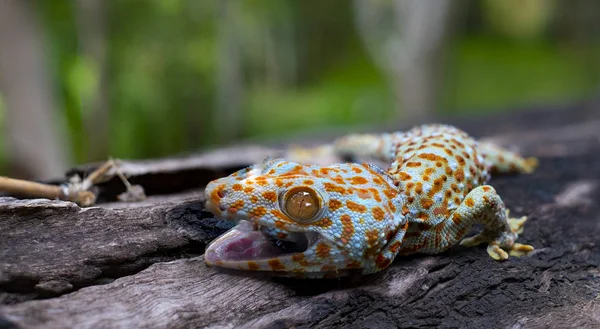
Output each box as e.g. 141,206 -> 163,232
0,0 -> 598,179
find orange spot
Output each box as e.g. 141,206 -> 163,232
229,200 -> 245,213
244,186 -> 254,193
250,195 -> 259,203
346,261 -> 362,269
455,155 -> 466,166
421,199 -> 433,209
389,241 -> 402,254
424,168 -> 435,175
451,183 -> 459,192
346,200 -> 367,213
465,198 -> 475,207
365,229 -> 379,247
406,161 -> 422,167
249,206 -> 267,218
398,172 -> 412,181
275,180 -> 284,187
454,169 -> 464,182
352,167 -> 363,174
451,139 -> 465,148
375,254 -> 391,269
372,207 -> 385,221
415,182 -> 423,194
268,259 -> 286,271
383,188 -> 396,199
247,261 -> 260,270
271,209 -> 291,222
452,213 -> 462,224
262,191 -> 277,202
433,206 -> 448,216
282,165 -> 309,176
340,214 -> 355,242
402,205 -> 410,215
323,183 -> 346,194
211,184 -> 226,202
418,153 -> 447,162
388,200 -> 397,213
315,217 -> 333,228
321,264 -> 337,272
417,212 -> 429,221
332,176 -> 345,184
315,243 -> 331,258
319,168 -> 331,175
256,180 -> 268,186
329,199 -> 343,211
304,179 -> 314,185
482,186 -> 491,192
369,188 -> 382,202
268,169 -> 276,175
291,253 -> 306,264
357,189 -> 371,199
232,184 -> 243,191
350,176 -> 369,185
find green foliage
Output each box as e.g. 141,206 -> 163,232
0,0 -> 596,176
444,36 -> 596,113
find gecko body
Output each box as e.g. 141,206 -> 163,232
204,125 -> 537,278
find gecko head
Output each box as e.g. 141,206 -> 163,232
204,158 -> 405,277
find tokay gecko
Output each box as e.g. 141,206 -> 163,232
204,124 -> 538,278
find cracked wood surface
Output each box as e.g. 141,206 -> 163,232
1,100 -> 600,328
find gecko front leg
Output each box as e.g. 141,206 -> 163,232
449,185 -> 533,260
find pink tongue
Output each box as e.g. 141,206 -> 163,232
205,222 -> 283,262
222,231 -> 283,260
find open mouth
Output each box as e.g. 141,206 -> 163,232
205,220 -> 320,264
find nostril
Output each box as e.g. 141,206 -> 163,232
217,190 -> 227,198
219,204 -> 227,211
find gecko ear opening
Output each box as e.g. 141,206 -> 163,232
364,163 -> 396,187
259,158 -> 287,174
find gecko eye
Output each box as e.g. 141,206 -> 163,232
280,187 -> 322,223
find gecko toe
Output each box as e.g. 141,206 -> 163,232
487,244 -> 509,261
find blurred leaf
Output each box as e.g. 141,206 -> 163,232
66,55 -> 100,117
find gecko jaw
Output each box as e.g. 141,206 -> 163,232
204,220 -> 321,266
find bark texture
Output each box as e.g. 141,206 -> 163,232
1,100 -> 600,328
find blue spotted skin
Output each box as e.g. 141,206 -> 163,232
204,124 -> 537,277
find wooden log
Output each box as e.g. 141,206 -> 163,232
1,101 -> 600,328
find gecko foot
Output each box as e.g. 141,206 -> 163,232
460,212 -> 534,261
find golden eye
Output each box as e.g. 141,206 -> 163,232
281,187 -> 321,223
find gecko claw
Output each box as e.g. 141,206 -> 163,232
508,215 -> 527,234
508,243 -> 534,257
487,244 -> 509,261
